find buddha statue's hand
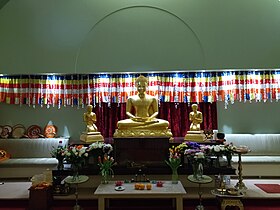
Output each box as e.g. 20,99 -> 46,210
131,117 -> 147,122
146,117 -> 156,122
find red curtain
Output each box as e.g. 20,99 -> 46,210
93,102 -> 217,138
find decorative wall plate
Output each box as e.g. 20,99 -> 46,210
1,125 -> 12,139
44,125 -> 57,138
13,124 -> 24,129
12,125 -> 26,138
27,125 -> 42,139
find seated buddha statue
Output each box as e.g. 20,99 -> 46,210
113,75 -> 172,137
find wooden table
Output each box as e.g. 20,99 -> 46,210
94,181 -> 186,210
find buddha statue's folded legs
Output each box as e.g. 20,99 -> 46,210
114,119 -> 172,137
117,119 -> 169,129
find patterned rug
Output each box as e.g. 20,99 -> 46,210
255,184 -> 280,193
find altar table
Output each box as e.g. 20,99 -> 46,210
94,181 -> 186,210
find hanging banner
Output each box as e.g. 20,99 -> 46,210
0,70 -> 279,107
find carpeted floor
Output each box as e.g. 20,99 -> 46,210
1,179 -> 280,210
255,183 -> 280,193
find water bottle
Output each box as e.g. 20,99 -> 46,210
215,174 -> 221,189
224,175 -> 231,187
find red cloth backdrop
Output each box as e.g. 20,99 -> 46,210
92,102 -> 217,138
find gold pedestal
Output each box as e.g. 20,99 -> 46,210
80,132 -> 104,143
184,130 -> 206,142
113,129 -> 172,138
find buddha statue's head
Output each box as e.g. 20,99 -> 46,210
136,75 -> 148,86
135,75 -> 148,94
192,103 -> 198,111
87,104 -> 93,112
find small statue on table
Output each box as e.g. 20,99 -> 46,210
184,104 -> 206,142
113,75 -> 172,137
80,104 -> 104,143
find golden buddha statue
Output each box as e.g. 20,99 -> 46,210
84,104 -> 98,132
80,104 -> 104,143
184,103 -> 206,142
189,103 -> 203,131
113,75 -> 172,138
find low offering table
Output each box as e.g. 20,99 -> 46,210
94,181 -> 186,210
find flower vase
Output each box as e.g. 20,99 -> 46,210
57,158 -> 64,170
71,164 -> 80,182
101,169 -> 109,184
215,155 -> 221,168
171,168 -> 179,184
226,153 -> 232,167
192,162 -> 203,180
192,163 -> 198,179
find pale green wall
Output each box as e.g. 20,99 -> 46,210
0,0 -> 279,138
0,103 -> 85,140
217,101 -> 280,134
0,0 -> 279,74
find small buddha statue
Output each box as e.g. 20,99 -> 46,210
84,104 -> 98,133
184,104 -> 206,142
189,103 -> 203,131
113,75 -> 172,137
80,104 -> 104,143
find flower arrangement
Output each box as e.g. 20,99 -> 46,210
223,142 -> 237,166
192,151 -> 205,163
94,143 -> 115,184
206,142 -> 238,167
209,144 -> 226,156
208,142 -> 237,156
98,153 -> 115,184
181,142 -> 207,180
165,145 -> 182,184
223,142 -> 237,155
102,143 -> 113,154
50,143 -> 67,170
165,145 -> 182,170
87,142 -> 113,155
50,145 -> 67,160
184,142 -> 205,163
87,141 -> 106,150
175,142 -> 189,154
64,145 -> 89,167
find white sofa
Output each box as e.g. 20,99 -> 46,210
225,134 -> 280,177
0,138 -> 69,179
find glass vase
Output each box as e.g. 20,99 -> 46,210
215,155 -> 221,168
192,162 -> 203,180
101,169 -> 109,184
171,168 -> 179,184
71,163 -> 80,182
57,158 -> 64,170
226,153 -> 232,167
